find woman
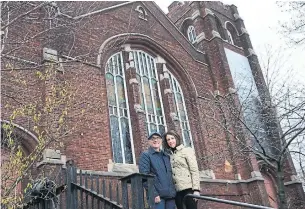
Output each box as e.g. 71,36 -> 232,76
163,130 -> 200,209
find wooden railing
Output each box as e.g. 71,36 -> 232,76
22,163 -> 155,209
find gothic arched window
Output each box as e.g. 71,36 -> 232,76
187,26 -> 197,43
132,50 -> 166,135
106,53 -> 134,164
106,50 -> 193,163
168,72 -> 192,147
226,22 -> 239,46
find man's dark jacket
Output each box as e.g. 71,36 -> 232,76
139,147 -> 176,199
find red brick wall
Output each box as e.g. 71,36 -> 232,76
2,1 -> 304,208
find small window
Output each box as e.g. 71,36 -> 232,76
226,22 -> 239,46
135,5 -> 148,21
227,30 -> 234,45
187,26 -> 196,43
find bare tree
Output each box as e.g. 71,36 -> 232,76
195,46 -> 305,209
277,2 -> 305,46
1,2 -> 144,207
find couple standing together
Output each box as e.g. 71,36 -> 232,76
139,130 -> 200,209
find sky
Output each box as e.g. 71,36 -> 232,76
155,0 -> 305,85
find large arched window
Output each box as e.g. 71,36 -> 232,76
187,26 -> 197,43
106,50 -> 193,163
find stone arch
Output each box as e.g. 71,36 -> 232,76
225,21 -> 240,46
180,18 -> 194,38
1,120 -> 38,156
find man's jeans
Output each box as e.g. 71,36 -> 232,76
154,198 -> 176,209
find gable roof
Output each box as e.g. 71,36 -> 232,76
56,1 -> 207,64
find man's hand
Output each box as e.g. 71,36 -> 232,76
155,196 -> 161,203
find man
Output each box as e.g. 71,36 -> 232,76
139,132 -> 176,209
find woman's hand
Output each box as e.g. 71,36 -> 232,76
155,196 -> 161,203
193,191 -> 200,196
193,191 -> 200,202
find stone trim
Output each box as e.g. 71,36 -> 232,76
235,173 -> 242,180
251,170 -> 263,178
43,48 -> 58,62
241,27 -> 248,34
164,88 -> 173,95
126,52 -> 135,69
74,2 -> 134,20
170,112 -> 179,121
284,175 -> 303,185
163,71 -> 170,79
191,10 -> 201,20
200,176 -> 264,184
122,44 -> 132,52
233,13 -> 243,20
205,8 -> 214,16
212,30 -> 221,38
134,103 -> 144,113
155,55 -> 166,64
200,169 -> 216,179
107,160 -> 139,173
247,48 -> 257,57
195,32 -> 206,43
129,78 -> 138,85
36,149 -> 67,168
284,180 -> 303,186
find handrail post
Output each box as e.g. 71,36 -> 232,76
66,160 -> 74,209
120,173 -> 154,209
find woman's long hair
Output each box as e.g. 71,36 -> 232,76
163,130 -> 183,150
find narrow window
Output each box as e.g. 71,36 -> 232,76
132,51 -> 166,135
227,30 -> 234,45
187,26 -> 197,43
168,73 -> 193,147
106,53 -> 134,164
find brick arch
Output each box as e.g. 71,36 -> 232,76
258,161 -> 279,208
224,21 -> 240,46
224,21 -> 240,36
1,120 -> 38,155
97,33 -> 198,99
179,18 -> 194,37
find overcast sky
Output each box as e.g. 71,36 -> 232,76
155,0 -> 305,85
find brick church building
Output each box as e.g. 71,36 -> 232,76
1,1 -> 304,208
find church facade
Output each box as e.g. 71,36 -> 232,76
1,1 -> 304,208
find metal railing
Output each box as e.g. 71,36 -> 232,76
184,194 -> 274,209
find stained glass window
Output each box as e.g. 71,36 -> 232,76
168,72 -> 193,147
106,52 -> 134,164
106,50 -> 192,163
132,50 -> 167,136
